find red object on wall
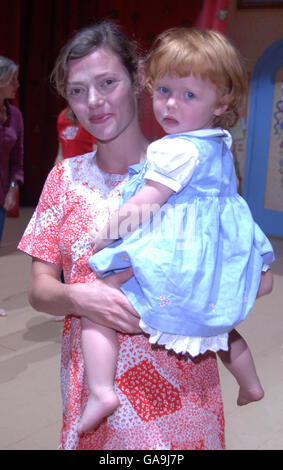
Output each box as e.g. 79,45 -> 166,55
195,0 -> 228,33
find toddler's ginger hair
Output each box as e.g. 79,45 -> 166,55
145,27 -> 247,129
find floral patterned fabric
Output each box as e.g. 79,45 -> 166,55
18,153 -> 225,450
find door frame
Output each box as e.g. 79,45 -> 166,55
243,38 -> 283,237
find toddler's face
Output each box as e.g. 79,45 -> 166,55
152,74 -> 227,134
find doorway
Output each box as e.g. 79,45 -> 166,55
243,38 -> 283,237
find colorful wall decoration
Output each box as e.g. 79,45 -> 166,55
265,67 -> 283,211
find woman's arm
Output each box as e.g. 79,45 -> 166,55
92,180 -> 174,252
9,108 -> 24,185
5,109 -> 24,211
29,258 -> 141,333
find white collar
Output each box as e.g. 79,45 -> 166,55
171,128 -> 233,149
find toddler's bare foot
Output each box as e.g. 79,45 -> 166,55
237,385 -> 264,406
78,389 -> 119,435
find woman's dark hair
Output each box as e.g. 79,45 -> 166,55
51,21 -> 139,98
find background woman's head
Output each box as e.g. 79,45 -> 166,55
52,21 -> 139,100
0,56 -> 19,101
145,27 -> 247,129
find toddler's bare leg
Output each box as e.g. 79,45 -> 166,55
218,270 -> 272,405
218,329 -> 264,406
78,317 -> 120,435
256,269 -> 273,298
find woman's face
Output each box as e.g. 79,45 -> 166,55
0,70 -> 19,101
66,47 -> 137,142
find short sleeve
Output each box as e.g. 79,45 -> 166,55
144,137 -> 199,192
18,164 -> 66,266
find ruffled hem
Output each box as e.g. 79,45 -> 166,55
140,320 -> 229,357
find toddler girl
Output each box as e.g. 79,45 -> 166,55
78,28 -> 274,435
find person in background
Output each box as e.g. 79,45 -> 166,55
0,56 -> 24,317
54,106 -> 96,165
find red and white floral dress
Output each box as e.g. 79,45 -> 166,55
18,153 -> 225,450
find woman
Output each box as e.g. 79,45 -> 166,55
0,56 -> 24,317
0,57 -> 24,241
18,21 -> 225,450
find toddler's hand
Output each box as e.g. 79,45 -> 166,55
89,229 -> 114,254
89,221 -> 116,253
92,236 -> 112,254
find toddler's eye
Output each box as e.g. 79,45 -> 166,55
185,91 -> 195,99
159,86 -> 169,94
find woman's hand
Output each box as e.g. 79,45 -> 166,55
3,186 -> 17,211
29,258 -> 141,334
69,269 -> 141,334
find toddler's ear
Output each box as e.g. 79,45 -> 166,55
214,95 -> 229,117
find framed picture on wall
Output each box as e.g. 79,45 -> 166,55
238,0 -> 283,7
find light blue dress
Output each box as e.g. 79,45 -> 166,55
89,129 -> 274,356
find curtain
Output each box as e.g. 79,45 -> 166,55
1,0 -> 228,206
0,0 -> 21,67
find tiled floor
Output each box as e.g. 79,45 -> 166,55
0,207 -> 282,450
